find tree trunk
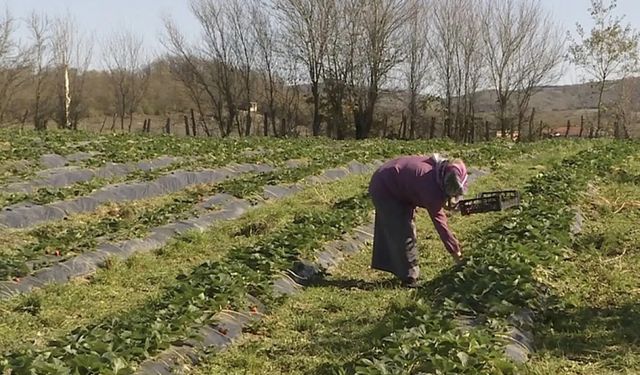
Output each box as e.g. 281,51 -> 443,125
528,108 -> 536,141
244,110 -> 252,137
263,114 -> 268,137
225,112 -> 234,137
111,113 -> 117,131
311,80 -> 321,136
498,96 -> 508,138
326,117 -> 335,139
485,120 -> 490,141
34,90 -> 42,131
539,120 -> 544,138
120,98 -> 126,131
63,65 -> 71,129
354,109 -> 365,139
442,114 -> 448,138
622,121 -> 631,139
72,112 -> 79,131
596,80 -> 605,134
201,118 -> 211,137
99,116 -> 108,133
429,117 -> 436,139
409,93 -> 417,140
271,113 -> 277,137
516,113 -> 523,142
128,113 -> 134,133
579,115 -> 584,137
190,108 -> 197,137
21,109 -> 29,127
362,87 -> 378,139
443,118 -> 451,139
236,116 -> 242,137
470,117 -> 475,143
165,117 -> 171,134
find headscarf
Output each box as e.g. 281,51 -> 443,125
431,153 -> 468,198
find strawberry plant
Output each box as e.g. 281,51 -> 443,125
354,141 -> 637,374
0,193 -> 372,373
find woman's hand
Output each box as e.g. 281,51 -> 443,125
452,251 -> 464,265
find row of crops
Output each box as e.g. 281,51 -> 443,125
0,128 -> 636,374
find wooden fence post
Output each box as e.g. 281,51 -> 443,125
184,115 -> 190,136
165,117 -> 171,134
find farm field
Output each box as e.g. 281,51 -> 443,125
0,129 -> 638,374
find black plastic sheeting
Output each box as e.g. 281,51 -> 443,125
38,151 -> 99,169
0,194 -> 250,298
0,160 -> 381,300
136,296 -> 267,375
4,156 -> 179,194
135,223 -> 376,375
0,163 -> 273,229
134,162 -> 382,374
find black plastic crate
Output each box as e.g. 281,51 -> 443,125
458,190 -> 521,216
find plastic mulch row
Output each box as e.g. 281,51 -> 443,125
3,155 -> 179,194
0,163 -> 274,229
0,160 -> 381,300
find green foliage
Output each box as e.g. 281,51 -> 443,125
0,194 -> 372,373
354,141 -> 637,374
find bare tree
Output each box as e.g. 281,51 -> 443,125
353,0 -> 409,139
162,17 -> 226,136
103,29 -> 150,131
613,78 -> 634,138
26,12 -> 50,131
250,2 -> 279,136
569,0 -> 640,135
457,1 -> 485,142
275,0 -> 334,136
189,0 -> 244,137
323,0 -> 363,139
0,9 -> 30,124
278,57 -> 304,136
513,11 -> 565,141
427,0 -> 461,138
402,0 -> 429,139
51,13 -> 93,130
228,0 -> 257,136
481,0 -> 560,138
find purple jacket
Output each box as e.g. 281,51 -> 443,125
368,155 -> 461,256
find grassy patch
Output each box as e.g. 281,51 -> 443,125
526,167 -> 640,375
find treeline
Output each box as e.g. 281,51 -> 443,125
0,0 -> 637,140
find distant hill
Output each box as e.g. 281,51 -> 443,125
472,78 -> 638,113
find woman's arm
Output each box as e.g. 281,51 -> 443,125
426,204 -> 462,260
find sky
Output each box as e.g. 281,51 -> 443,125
4,0 -> 640,86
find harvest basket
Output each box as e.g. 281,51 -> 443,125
458,190 -> 521,216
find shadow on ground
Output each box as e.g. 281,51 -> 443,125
536,302 -> 640,362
